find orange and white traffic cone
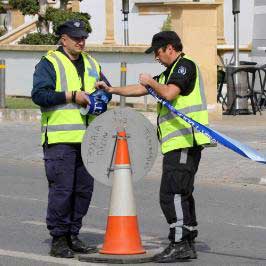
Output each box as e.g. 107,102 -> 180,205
100,130 -> 145,255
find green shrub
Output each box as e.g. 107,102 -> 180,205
0,3 -> 7,13
11,0 -> 91,45
0,27 -> 6,37
19,33 -> 59,45
161,15 -> 172,31
9,0 -> 39,15
44,7 -> 91,34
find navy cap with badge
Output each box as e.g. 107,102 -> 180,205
56,19 -> 89,39
145,31 -> 182,54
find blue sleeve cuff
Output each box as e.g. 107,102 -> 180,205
54,91 -> 66,104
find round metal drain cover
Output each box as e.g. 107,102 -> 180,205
81,108 -> 158,186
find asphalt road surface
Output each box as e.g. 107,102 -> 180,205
0,120 -> 266,265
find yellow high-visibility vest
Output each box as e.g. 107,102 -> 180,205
158,55 -> 210,154
41,50 -> 100,144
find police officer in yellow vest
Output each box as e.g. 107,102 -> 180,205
32,19 -> 111,258
96,31 -> 210,263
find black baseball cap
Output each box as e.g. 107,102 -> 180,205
145,31 -> 181,54
56,19 -> 88,38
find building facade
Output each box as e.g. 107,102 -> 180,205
0,0 -> 261,120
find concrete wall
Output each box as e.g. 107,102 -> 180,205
0,45 -> 164,106
0,43 -> 223,119
0,50 -> 41,96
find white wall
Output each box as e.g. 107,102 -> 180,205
224,0 -> 254,45
222,0 -> 255,64
0,49 -> 164,105
250,0 -> 266,64
1,1 -> 260,97
80,0 -> 106,44
115,1 -> 166,45
81,0 -> 167,45
81,0 -> 255,46
16,1 -> 255,48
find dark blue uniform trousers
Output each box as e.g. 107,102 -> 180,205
160,147 -> 202,242
44,144 -> 94,237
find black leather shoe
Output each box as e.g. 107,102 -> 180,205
50,236 -> 74,258
68,235 -> 98,254
153,240 -> 191,263
188,239 -> 197,259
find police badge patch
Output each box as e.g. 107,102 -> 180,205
177,66 -> 187,75
74,22 -> 80,28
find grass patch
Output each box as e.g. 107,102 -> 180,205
6,96 -> 39,109
4,96 -> 157,112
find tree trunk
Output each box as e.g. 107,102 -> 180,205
60,0 -> 68,10
38,0 -> 49,34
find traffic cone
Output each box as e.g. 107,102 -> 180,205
100,130 -> 145,255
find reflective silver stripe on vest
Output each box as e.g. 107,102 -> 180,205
49,53 -> 68,92
86,56 -> 99,80
41,103 -> 80,113
198,66 -> 207,109
41,124 -> 86,133
161,124 -> 209,143
159,67 -> 207,125
162,127 -> 192,143
159,104 -> 204,124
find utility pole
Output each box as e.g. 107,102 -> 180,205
0,59 -> 6,109
120,0 -> 129,107
38,0 -> 49,34
232,0 -> 240,67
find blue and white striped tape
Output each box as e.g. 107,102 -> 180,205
146,87 -> 266,164
100,73 -> 266,164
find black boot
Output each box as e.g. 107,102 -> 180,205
50,236 -> 74,258
68,235 -> 98,254
188,239 -> 197,259
153,240 -> 191,263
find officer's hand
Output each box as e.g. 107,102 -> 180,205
139,73 -> 153,86
75,91 -> 90,107
95,81 -> 113,93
